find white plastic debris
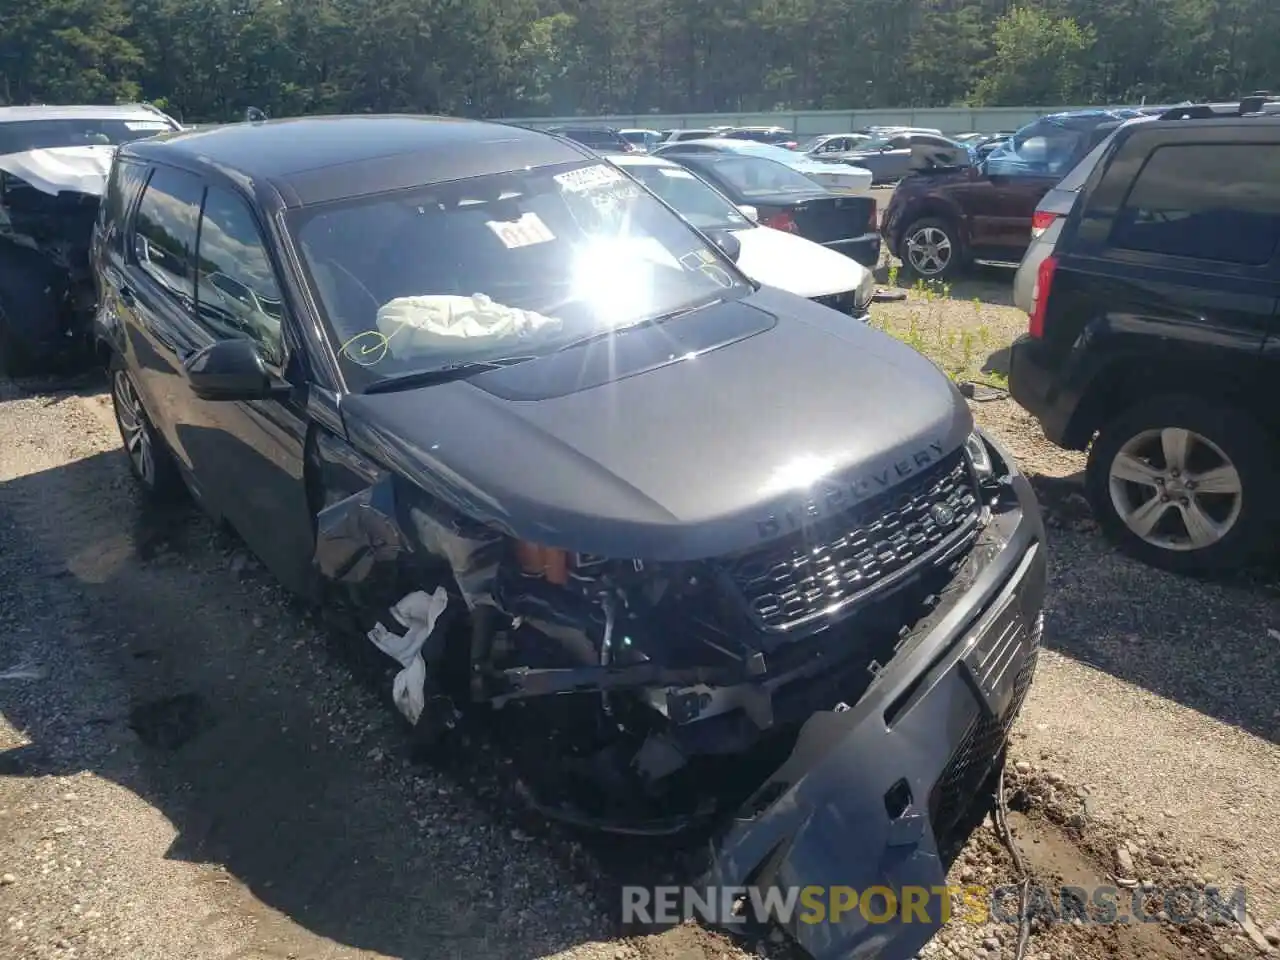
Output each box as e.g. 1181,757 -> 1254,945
366,586 -> 449,725
0,145 -> 116,196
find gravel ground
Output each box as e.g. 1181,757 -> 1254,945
1,245 -> 1279,960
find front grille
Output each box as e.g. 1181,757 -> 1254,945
727,452 -> 980,632
929,612 -> 1042,856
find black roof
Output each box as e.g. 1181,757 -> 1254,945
121,114 -> 589,207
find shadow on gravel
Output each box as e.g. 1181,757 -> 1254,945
0,449 -> 649,960
1025,476 -> 1280,746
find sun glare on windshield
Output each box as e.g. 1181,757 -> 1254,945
570,236 -> 664,325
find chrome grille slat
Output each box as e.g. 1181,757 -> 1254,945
727,453 -> 980,632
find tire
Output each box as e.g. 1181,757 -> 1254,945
898,216 -> 963,281
108,354 -> 184,501
1085,394 -> 1278,573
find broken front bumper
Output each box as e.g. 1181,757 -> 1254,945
702,469 -> 1045,960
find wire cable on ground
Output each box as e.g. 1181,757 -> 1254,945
993,761 -> 1032,960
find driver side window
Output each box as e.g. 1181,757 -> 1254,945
194,186 -> 286,367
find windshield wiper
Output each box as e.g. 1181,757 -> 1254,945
361,356 -> 536,394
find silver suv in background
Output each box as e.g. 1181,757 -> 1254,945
1013,117 -> 1154,314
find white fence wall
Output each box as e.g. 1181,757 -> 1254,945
501,105 -> 1138,135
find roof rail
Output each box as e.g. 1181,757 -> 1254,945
1157,95 -> 1280,120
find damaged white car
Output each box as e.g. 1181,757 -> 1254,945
0,103 -> 180,376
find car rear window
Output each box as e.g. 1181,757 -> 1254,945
1110,143 -> 1280,265
1056,138 -> 1113,193
693,156 -> 821,196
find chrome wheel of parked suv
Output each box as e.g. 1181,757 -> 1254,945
1085,395 -> 1276,573
901,218 -> 958,280
110,359 -> 182,499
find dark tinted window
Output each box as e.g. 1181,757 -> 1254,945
195,186 -> 285,364
912,135 -> 956,148
1110,144 -> 1280,265
98,158 -> 150,253
132,165 -> 204,301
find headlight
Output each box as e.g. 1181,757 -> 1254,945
964,430 -> 994,480
853,271 -> 876,313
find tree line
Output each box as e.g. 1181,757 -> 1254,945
1,0 -> 1277,123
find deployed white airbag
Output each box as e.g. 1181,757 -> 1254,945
367,587 -> 450,726
0,145 -> 117,197
375,293 -> 560,358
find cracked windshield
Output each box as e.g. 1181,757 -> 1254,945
293,161 -> 747,386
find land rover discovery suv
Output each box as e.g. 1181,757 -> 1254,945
92,114 -> 1046,960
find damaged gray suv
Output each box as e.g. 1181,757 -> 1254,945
92,115 -> 1046,960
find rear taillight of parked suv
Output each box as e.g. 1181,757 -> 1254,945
1031,210 -> 1058,239
763,210 -> 799,233
867,199 -> 878,232
1028,255 -> 1058,338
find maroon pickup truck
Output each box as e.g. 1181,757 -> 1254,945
881,109 -> 1142,280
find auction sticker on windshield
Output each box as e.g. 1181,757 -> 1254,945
124,120 -> 173,131
485,211 -> 556,249
554,164 -> 625,193
658,168 -> 696,179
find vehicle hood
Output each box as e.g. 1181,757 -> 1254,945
0,145 -> 116,197
732,225 -> 869,298
339,290 -> 972,561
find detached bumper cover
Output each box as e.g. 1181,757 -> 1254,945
702,469 -> 1045,960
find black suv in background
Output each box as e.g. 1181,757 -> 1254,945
1008,97 -> 1280,572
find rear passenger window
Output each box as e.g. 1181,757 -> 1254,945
132,165 -> 205,301
1111,144 -> 1280,265
98,158 -> 150,254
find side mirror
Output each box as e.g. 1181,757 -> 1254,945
708,228 -> 742,262
738,204 -> 759,222
182,338 -> 275,401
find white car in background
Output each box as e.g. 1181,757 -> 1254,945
654,137 -> 874,196
611,153 -> 875,316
